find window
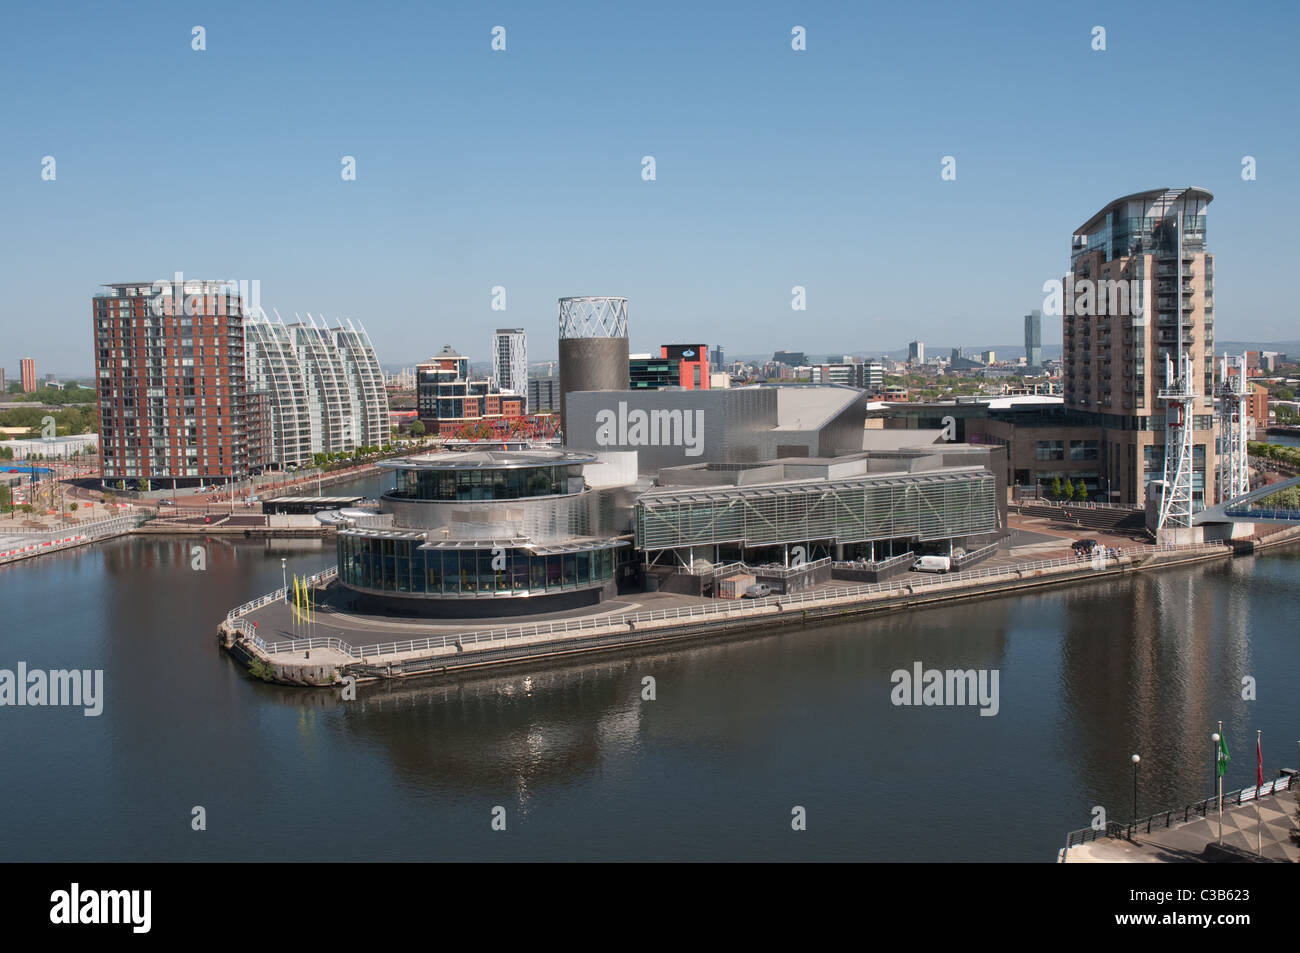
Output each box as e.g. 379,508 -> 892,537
1036,440 -> 1065,461
1069,440 -> 1099,461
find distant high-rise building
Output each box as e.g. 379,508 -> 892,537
908,341 -> 925,365
0,367 -> 6,392
711,345 -> 725,370
93,280 -> 252,485
528,375 -> 562,414
811,362 -> 883,392
772,350 -> 806,367
20,358 -> 36,393
1024,309 -> 1043,371
980,350 -> 996,364
492,328 -> 528,412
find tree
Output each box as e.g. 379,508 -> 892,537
1062,479 -> 1075,502
1074,479 -> 1087,503
409,419 -> 425,438
1051,477 -> 1063,500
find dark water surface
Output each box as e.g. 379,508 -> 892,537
1,516 -> 1297,861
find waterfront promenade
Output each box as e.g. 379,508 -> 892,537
221,522 -> 1280,685
1061,777 -> 1299,863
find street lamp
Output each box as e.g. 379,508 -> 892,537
1131,754 -> 1141,833
281,557 -> 288,601
1212,730 -> 1224,844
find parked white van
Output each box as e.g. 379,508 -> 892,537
911,555 -> 952,573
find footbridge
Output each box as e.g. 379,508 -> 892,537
1195,476 -> 1300,525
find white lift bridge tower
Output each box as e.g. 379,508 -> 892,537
1215,354 -> 1251,503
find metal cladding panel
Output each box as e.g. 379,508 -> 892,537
566,388 -> 778,473
558,337 -> 630,435
381,491 -> 598,543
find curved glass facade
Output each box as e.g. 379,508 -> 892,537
338,532 -> 619,596
388,463 -> 581,501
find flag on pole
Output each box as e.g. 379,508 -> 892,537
1257,734 -> 1264,788
1217,734 -> 1231,777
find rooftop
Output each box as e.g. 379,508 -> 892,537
1074,187 -> 1214,237
377,449 -> 597,471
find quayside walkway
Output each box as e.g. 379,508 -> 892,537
219,537 -> 1238,685
1060,775 -> 1299,863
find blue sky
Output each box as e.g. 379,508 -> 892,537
2,0 -> 1297,375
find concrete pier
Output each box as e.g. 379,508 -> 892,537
218,537 -> 1248,688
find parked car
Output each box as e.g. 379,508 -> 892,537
743,583 -> 773,598
1071,538 -> 1099,556
911,555 -> 952,573
157,499 -> 175,506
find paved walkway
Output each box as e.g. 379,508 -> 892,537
1064,788 -> 1299,863
244,586 -> 715,649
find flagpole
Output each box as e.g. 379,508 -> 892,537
1256,730 -> 1262,857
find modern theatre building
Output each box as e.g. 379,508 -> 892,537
329,450 -> 635,615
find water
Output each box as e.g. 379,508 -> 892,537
1266,432 -> 1300,448
0,530 -> 1296,861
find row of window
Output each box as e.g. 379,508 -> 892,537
1035,440 -> 1100,461
391,465 -> 581,501
338,535 -> 618,596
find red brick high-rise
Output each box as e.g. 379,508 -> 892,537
93,280 -> 254,488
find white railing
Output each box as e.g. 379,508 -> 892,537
0,514 -> 139,565
833,551 -> 915,573
226,566 -> 338,620
1013,501 -> 1143,512
683,560 -> 748,577
952,542 -> 1000,569
243,540 -> 1230,663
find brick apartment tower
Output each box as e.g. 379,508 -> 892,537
20,358 -> 36,392
93,280 -> 254,488
1064,189 -> 1217,507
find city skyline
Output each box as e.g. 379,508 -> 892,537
4,1 -> 1298,373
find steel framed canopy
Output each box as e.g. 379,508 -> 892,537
635,468 -> 997,551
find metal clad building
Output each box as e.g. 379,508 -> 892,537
557,296 -> 629,438
566,385 -> 870,473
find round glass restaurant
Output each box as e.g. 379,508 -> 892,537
332,450 -> 630,616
